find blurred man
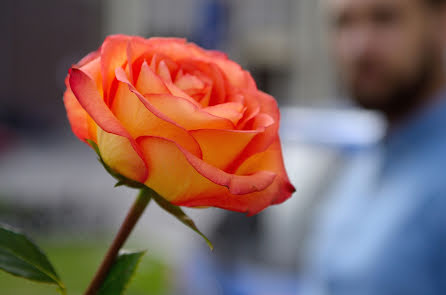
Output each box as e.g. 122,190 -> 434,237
300,0 -> 446,294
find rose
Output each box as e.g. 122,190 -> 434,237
63,35 -> 295,215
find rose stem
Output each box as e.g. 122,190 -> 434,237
84,189 -> 152,295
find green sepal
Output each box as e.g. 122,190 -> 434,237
146,188 -> 214,251
87,139 -> 145,189
97,250 -> 146,295
86,139 -> 213,250
0,224 -> 66,294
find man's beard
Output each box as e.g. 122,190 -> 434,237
346,50 -> 438,121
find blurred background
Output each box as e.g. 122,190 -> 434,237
0,0 -> 385,294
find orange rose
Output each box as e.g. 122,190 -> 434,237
63,35 -> 294,215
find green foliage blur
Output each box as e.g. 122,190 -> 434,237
0,241 -> 170,295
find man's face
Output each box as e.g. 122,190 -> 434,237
327,0 -> 445,113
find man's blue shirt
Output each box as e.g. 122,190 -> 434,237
301,93 -> 446,295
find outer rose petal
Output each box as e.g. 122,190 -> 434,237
138,136 -> 276,197
97,127 -> 147,182
63,88 -> 89,141
236,137 -> 295,206
76,49 -> 101,68
79,57 -> 102,93
63,76 -> 97,143
69,68 -> 148,183
181,138 -> 295,215
140,136 -> 227,203
256,91 -> 280,122
212,58 -> 256,90
182,176 -> 294,216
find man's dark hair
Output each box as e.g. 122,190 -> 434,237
428,0 -> 446,6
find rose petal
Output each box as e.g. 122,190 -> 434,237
164,81 -> 202,107
144,38 -> 250,89
180,173 -> 295,216
226,92 -> 280,171
69,67 -> 148,182
144,94 -> 235,130
180,138 -> 295,215
157,60 -> 172,83
181,85 -> 213,106
138,56 -> 202,106
149,53 -> 179,74
215,61 -> 256,90
236,93 -> 260,129
154,62 -> 203,107
139,136 -> 227,203
112,80 -> 202,157
179,59 -> 226,105
63,88 -> 89,142
101,35 -> 130,103
203,102 -> 245,126
243,113 -> 275,130
197,85 -> 212,107
235,137 -> 295,205
63,77 -> 98,143
97,127 -> 147,182
136,38 -> 256,99
255,90 -> 280,121
76,49 -> 101,67
136,61 -> 170,95
116,67 -> 234,130
137,136 -> 276,196
190,129 -> 258,170
126,36 -> 149,84
226,120 -> 278,174
79,57 -> 103,95
175,73 -> 205,90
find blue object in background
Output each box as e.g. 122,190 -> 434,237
181,251 -> 298,295
194,0 -> 228,49
300,90 -> 446,295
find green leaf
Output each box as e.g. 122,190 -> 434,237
149,188 -> 214,250
97,250 -> 146,295
0,224 -> 66,294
